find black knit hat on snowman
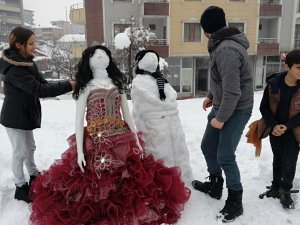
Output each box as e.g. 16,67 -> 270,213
200,6 -> 227,34
135,49 -> 168,101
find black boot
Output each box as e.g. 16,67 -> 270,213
14,183 -> 32,204
259,185 -> 280,199
29,172 -> 40,187
218,189 -> 243,223
192,175 -> 224,199
279,188 -> 295,209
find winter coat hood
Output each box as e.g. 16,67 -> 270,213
208,26 -> 250,53
0,49 -> 33,75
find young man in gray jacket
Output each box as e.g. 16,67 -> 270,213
192,6 -> 254,223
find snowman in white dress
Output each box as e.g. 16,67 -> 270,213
131,49 -> 193,184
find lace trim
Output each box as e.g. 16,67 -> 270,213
93,150 -> 125,179
87,117 -> 129,148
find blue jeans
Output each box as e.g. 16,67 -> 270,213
201,107 -> 252,191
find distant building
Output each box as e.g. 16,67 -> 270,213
57,34 -> 86,58
23,9 -> 34,26
34,49 -> 52,78
51,20 -> 85,35
0,0 -> 24,41
32,25 -> 64,41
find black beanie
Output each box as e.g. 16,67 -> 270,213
200,6 -> 227,34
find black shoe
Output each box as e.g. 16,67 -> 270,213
14,183 -> 32,204
259,185 -> 280,199
218,189 -> 243,223
280,188 -> 295,209
192,175 -> 224,200
29,172 -> 40,187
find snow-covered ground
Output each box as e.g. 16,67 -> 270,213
0,92 -> 299,225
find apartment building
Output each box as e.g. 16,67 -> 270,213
256,0 -> 282,89
82,0 -> 286,97
0,0 -> 23,41
23,9 -> 34,26
281,0 -> 300,54
83,0 -> 168,58
169,0 -> 259,97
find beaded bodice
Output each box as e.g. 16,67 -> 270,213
86,87 -> 129,147
86,87 -> 122,122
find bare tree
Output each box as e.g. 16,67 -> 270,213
50,42 -> 79,79
111,18 -> 156,84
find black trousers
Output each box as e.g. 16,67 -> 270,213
270,132 -> 300,190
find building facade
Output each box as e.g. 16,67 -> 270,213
23,9 -> 34,26
0,0 -> 23,41
82,0 -> 288,97
255,0 -> 282,89
169,0 -> 259,97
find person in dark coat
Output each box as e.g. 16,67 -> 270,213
191,6 -> 253,222
0,27 -> 76,203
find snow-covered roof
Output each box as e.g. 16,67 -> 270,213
34,48 -> 51,61
57,34 -> 86,43
31,22 -> 62,29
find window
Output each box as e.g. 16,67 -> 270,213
298,0 -> 300,12
113,24 -> 129,37
184,23 -> 201,42
294,24 -> 300,49
228,22 -> 245,33
182,57 -> 193,68
149,24 -> 156,31
181,69 -> 193,92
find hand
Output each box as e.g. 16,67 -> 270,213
210,118 -> 224,129
134,133 -> 143,151
70,80 -> 77,91
203,98 -> 212,111
77,151 -> 86,172
272,124 -> 287,136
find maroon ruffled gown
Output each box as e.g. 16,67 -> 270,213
29,87 -> 190,225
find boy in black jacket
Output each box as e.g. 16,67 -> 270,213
260,50 -> 300,209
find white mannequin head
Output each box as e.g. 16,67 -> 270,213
137,52 -> 158,73
89,49 -> 110,71
89,49 -> 110,81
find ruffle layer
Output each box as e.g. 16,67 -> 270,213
29,131 -> 190,225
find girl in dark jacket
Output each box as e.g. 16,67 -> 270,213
0,27 -> 76,203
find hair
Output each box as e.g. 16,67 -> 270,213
8,26 -> 35,51
72,45 -> 128,100
285,49 -> 300,69
134,49 -> 160,74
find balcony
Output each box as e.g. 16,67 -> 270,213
0,2 -> 21,12
257,38 -> 279,56
69,3 -> 86,24
148,39 -> 169,57
144,1 -> 169,16
260,0 -> 282,17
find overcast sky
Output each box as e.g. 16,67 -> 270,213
23,0 -> 83,26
